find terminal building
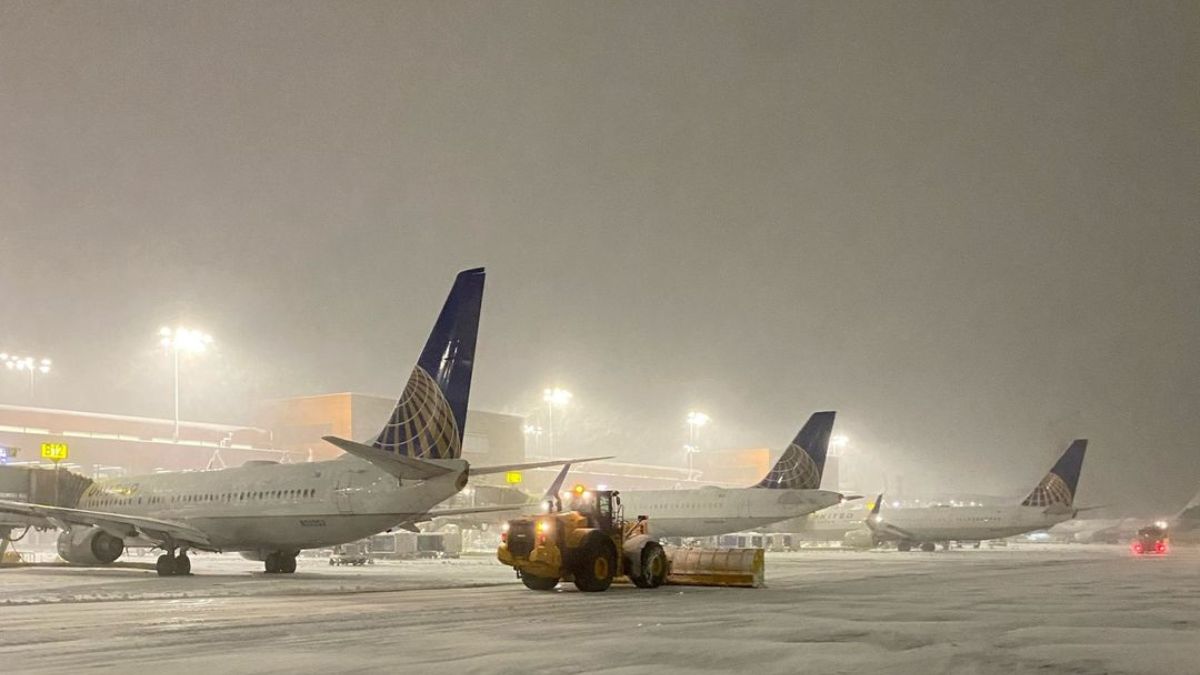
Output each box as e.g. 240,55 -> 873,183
0,396 -> 788,501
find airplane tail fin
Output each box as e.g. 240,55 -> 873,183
754,411 -> 836,490
1021,439 -> 1087,508
371,268 -> 485,459
1174,485 -> 1200,528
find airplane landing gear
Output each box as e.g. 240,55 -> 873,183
897,542 -> 912,552
920,542 -> 937,552
156,548 -> 192,576
265,552 -> 297,574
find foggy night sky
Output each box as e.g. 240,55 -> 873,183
1,1 -> 1197,511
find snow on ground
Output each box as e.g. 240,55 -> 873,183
2,545 -> 1198,674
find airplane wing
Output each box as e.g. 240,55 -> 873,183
471,456 -> 613,475
862,493 -> 919,542
0,499 -> 214,549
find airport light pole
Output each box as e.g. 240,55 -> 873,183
523,422 -> 547,454
685,411 -> 710,480
542,388 -> 572,459
2,353 -> 52,401
159,327 -> 213,442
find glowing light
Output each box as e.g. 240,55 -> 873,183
160,327 -> 214,354
542,388 -> 573,408
686,411 -> 711,428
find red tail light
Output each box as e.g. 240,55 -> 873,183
1132,542 -> 1144,554
1155,541 -> 1167,554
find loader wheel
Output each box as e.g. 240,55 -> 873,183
521,574 -> 560,591
632,543 -> 668,589
573,533 -> 616,592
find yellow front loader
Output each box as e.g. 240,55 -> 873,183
498,489 -> 668,592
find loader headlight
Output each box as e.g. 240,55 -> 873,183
501,522 -> 510,533
536,519 -> 551,533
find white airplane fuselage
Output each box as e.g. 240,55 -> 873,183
763,500 -> 871,541
617,486 -> 843,538
874,504 -> 1073,543
76,457 -> 464,555
765,503 -> 1072,547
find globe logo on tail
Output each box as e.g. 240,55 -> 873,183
1021,473 -> 1073,508
372,366 -> 461,459
756,441 -> 822,490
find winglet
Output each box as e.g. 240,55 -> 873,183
864,493 -> 885,532
544,463 -> 572,501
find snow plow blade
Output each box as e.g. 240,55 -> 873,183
664,547 -> 764,588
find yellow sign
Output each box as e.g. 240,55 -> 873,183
505,471 -> 523,485
41,442 -> 69,462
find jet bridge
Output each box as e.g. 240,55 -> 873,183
1,465 -> 94,562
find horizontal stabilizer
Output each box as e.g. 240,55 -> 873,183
323,436 -> 454,480
471,456 -> 614,476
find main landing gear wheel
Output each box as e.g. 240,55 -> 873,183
920,542 -> 937,552
265,552 -> 298,574
897,542 -> 912,552
157,552 -> 192,576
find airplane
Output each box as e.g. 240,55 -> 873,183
1167,486 -> 1200,544
613,411 -> 845,538
0,268 -> 600,576
764,439 -> 1090,550
862,439 -> 1090,551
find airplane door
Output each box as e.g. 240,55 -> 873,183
334,473 -> 354,514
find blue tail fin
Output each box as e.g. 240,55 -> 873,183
1021,439 -> 1087,507
371,268 -> 485,459
754,411 -> 836,490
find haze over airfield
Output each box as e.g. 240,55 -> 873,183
0,2 -> 1196,511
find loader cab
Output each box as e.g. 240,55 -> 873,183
567,488 -> 623,532
593,490 -> 623,532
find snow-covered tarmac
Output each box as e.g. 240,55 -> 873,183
2,545 -> 1198,674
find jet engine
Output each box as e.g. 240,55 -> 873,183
57,527 -> 125,564
841,527 -> 877,550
